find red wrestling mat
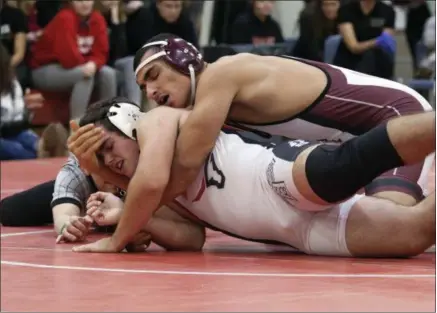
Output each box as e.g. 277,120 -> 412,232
1,159 -> 436,312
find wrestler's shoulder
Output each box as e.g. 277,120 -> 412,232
213,53 -> 260,68
204,53 -> 264,82
138,106 -> 187,123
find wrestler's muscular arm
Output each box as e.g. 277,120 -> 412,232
161,59 -> 240,203
110,107 -> 183,251
146,205 -> 206,251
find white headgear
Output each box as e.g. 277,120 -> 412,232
107,102 -> 141,140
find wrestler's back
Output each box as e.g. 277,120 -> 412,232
175,129 -> 313,249
213,53 -> 327,125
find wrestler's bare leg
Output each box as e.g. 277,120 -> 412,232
345,192 -> 435,257
293,111 -> 435,206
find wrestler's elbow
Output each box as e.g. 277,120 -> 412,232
167,226 -> 206,251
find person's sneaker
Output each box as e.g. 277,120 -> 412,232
37,123 -> 69,158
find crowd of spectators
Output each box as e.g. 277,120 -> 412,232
0,0 -> 434,161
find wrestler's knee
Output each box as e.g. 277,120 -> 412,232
345,196 -> 434,258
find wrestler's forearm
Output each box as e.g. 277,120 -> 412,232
144,216 -> 205,251
175,122 -> 216,170
110,178 -> 164,251
160,163 -> 200,204
164,118 -> 220,199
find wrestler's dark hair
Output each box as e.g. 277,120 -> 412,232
79,96 -> 140,138
133,33 -> 179,72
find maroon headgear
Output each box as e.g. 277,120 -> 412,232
134,37 -> 204,77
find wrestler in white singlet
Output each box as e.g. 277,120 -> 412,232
175,127 -> 363,257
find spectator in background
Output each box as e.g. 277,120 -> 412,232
125,0 -> 198,56
393,0 -> 431,72
97,0 -> 142,104
333,0 -> 396,79
293,0 -> 340,62
34,0 -> 65,28
0,44 -> 68,161
230,0 -> 284,45
0,0 -> 29,88
25,0 -> 64,43
416,15 -> 435,79
184,0 -> 204,36
29,0 -> 117,121
211,0 -> 247,44
123,0 -> 198,103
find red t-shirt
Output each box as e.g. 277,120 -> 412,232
29,8 -> 109,69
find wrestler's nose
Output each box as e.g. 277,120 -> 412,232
103,153 -> 113,168
146,86 -> 158,101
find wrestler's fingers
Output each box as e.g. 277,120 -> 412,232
74,132 -> 104,156
71,219 -> 88,233
90,210 -> 104,222
80,215 -> 94,226
68,129 -> 103,153
61,231 -> 78,242
70,120 -> 80,132
88,192 -> 107,203
86,200 -> 102,211
84,135 -> 107,157
68,122 -> 95,144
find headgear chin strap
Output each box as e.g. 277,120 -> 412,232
107,102 -> 141,140
134,37 -> 204,106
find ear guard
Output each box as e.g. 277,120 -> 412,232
107,102 -> 141,140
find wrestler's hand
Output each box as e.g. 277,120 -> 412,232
56,215 -> 94,243
86,192 -> 124,226
125,230 -> 152,253
72,236 -> 120,253
68,120 -> 106,175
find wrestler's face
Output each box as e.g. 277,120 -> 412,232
156,0 -> 183,23
71,0 -> 94,17
136,52 -> 191,108
321,0 -> 339,20
90,174 -> 119,194
97,129 -> 140,178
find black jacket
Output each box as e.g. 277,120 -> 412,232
125,4 -> 198,56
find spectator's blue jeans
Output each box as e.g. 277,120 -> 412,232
0,130 -> 39,160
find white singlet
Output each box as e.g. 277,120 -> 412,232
175,128 -> 363,257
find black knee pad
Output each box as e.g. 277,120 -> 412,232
305,124 -> 405,203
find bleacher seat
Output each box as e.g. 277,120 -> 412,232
323,35 -> 342,64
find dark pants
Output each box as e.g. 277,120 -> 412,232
355,48 -> 394,79
0,180 -> 55,226
405,2 -> 431,70
0,180 -> 115,233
